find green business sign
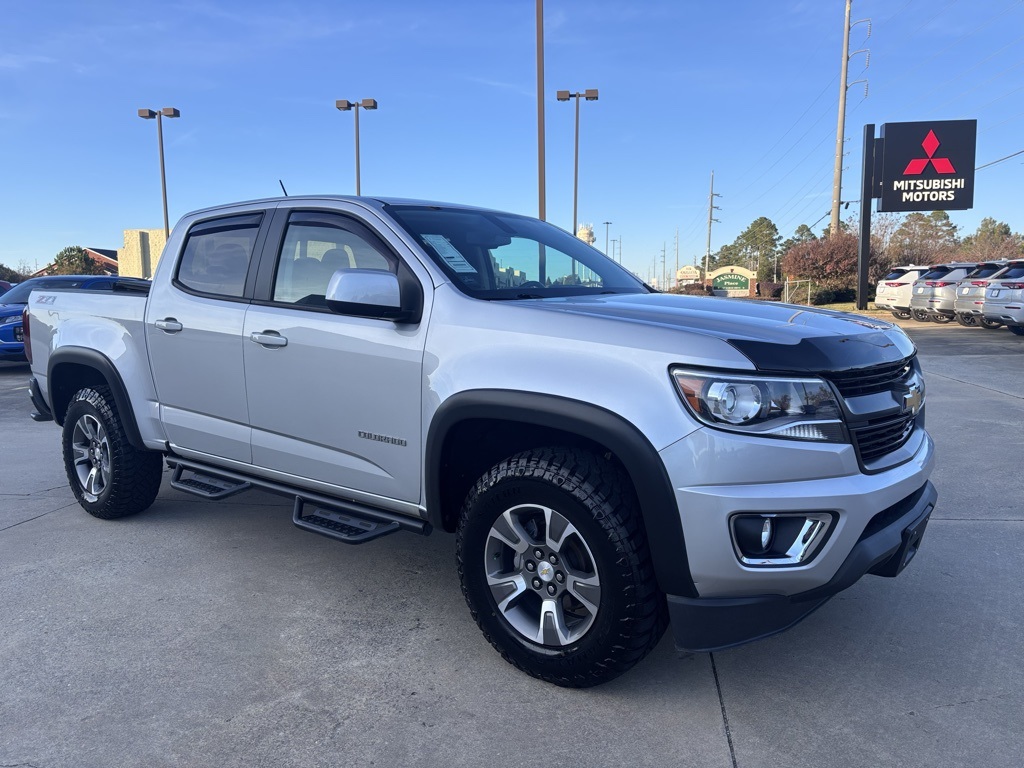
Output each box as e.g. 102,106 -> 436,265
712,273 -> 750,291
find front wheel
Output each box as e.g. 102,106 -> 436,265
891,309 -> 911,320
979,318 -> 1003,330
456,448 -> 665,688
911,308 -> 930,322
62,386 -> 163,519
931,313 -> 952,324
955,313 -> 978,327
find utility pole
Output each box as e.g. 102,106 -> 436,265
661,243 -> 667,291
830,0 -> 853,237
674,227 -> 679,290
704,171 -> 722,283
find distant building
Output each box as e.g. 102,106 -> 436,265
118,229 -> 168,279
32,247 -> 119,277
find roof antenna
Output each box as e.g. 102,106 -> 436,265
278,179 -> 289,196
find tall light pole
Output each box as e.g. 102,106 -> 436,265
137,107 -> 180,239
336,98 -> 378,195
536,0 -> 546,221
603,221 -> 612,255
556,89 -> 599,236
830,0 -> 853,237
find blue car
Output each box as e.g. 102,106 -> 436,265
0,275 -> 149,362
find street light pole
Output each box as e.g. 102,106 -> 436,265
336,98 -> 378,195
603,221 -> 612,255
556,89 -> 599,236
137,107 -> 180,239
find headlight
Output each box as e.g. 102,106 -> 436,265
0,315 -> 20,326
671,367 -> 846,442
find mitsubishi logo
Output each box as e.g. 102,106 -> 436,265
903,383 -> 924,416
903,130 -> 956,175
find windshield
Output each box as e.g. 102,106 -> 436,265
0,277 -> 88,304
386,205 -> 649,299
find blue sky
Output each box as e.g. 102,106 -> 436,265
2,0 -> 1022,280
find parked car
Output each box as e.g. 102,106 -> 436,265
873,265 -> 929,319
952,261 -> 1010,327
0,275 -> 149,362
25,195 -> 937,687
0,280 -> 13,297
908,262 -> 980,323
982,260 -> 1024,336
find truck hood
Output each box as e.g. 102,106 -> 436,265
516,293 -> 916,373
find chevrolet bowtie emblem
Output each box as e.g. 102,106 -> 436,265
903,384 -> 923,416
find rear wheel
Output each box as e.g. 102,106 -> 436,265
1008,325 -> 1024,336
955,313 -> 978,327
62,386 -> 163,519
456,447 -> 665,688
911,308 -> 930,322
979,318 -> 1003,330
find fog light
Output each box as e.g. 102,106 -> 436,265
730,512 -> 834,567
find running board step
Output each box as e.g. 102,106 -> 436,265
170,465 -> 252,500
292,497 -> 400,545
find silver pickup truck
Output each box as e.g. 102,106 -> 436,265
25,195 -> 937,687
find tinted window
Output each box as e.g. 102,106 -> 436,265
272,211 -> 394,307
882,270 -> 908,281
998,265 -> 1024,280
919,267 -> 952,280
966,264 -> 1003,279
177,213 -> 262,298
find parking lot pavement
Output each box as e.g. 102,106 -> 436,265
2,323 -> 1023,768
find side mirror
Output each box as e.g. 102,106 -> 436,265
325,269 -> 414,322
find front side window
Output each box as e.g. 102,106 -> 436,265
272,212 -> 395,307
177,213 -> 262,298
386,205 -> 648,300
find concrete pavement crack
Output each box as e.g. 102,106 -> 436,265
0,502 -> 78,532
710,652 -> 739,768
924,370 -> 1024,400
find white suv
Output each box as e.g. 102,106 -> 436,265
874,265 -> 929,319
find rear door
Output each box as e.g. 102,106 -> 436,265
241,204 -> 430,504
145,209 -> 271,462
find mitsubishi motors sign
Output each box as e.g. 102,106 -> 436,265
878,119 -> 977,212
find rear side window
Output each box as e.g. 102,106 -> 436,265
177,213 -> 263,298
882,270 -> 908,281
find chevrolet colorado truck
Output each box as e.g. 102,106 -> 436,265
25,196 -> 937,687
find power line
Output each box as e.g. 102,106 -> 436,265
976,148 -> 1024,170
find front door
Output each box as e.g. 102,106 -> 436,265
242,207 -> 427,504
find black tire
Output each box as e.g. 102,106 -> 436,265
891,309 -> 911,320
456,447 -> 666,688
62,386 -> 163,519
911,308 -> 930,322
931,313 -> 952,324
1008,325 -> 1024,336
955,313 -> 978,327
979,318 -> 1003,330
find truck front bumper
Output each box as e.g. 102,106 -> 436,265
666,480 -> 936,651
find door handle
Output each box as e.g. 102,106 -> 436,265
249,331 -> 288,348
155,318 -> 183,333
